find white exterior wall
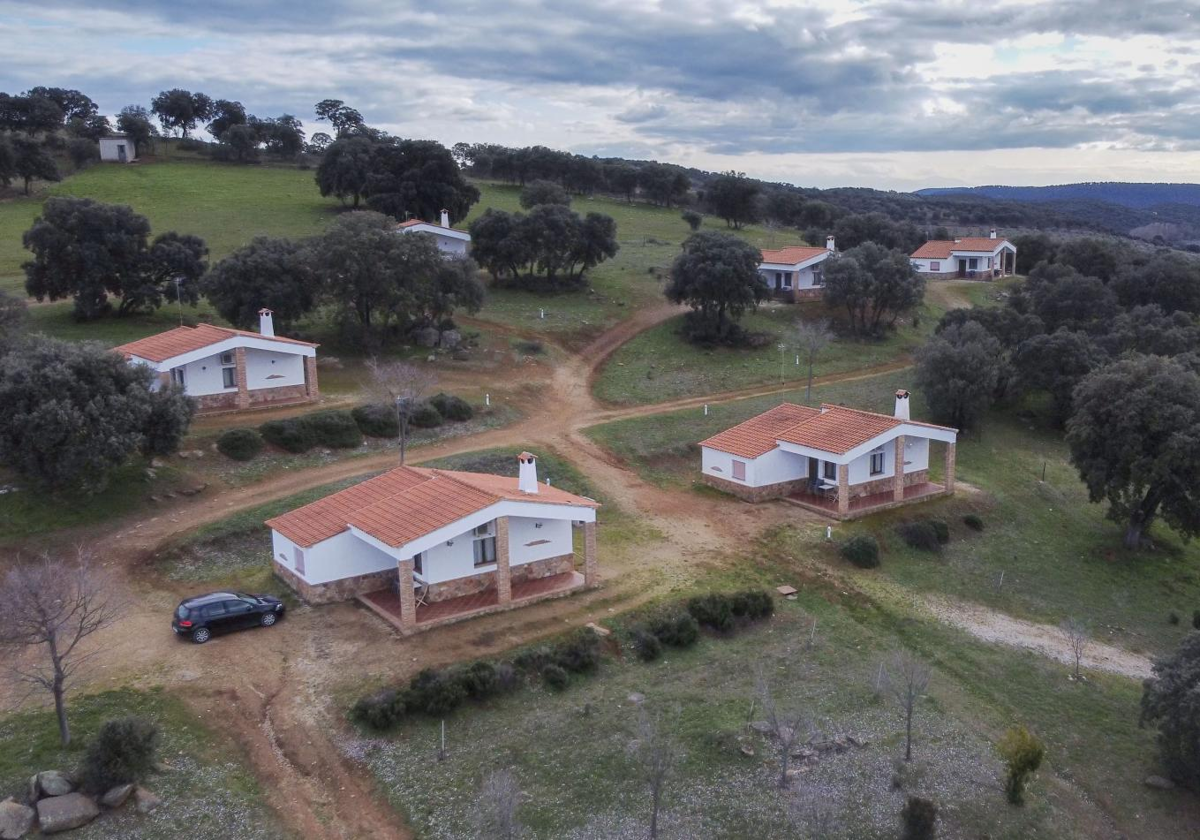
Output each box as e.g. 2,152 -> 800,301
701,446 -> 806,488
272,529 -> 396,585
245,349 -> 305,390
758,262 -> 824,291
177,351 -> 235,397
433,234 -> 468,256
846,437 -> 929,485
911,258 -> 956,275
99,137 -> 134,162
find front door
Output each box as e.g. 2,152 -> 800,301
117,144 -> 127,163
808,457 -> 819,483
957,259 -> 967,278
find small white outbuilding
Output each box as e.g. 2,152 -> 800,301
99,134 -> 136,163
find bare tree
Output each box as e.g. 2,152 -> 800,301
364,357 -> 438,465
885,650 -> 931,763
473,768 -> 522,839
628,707 -> 680,839
791,318 -> 835,402
757,671 -> 810,789
0,548 -> 120,746
1061,617 -> 1089,680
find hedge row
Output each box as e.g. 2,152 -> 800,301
351,393 -> 476,440
260,410 -> 363,453
631,589 -> 775,662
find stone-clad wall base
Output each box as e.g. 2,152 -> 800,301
427,571 -> 495,603
849,470 -> 929,499
194,387 -> 315,416
274,562 -> 396,605
702,473 -> 807,503
512,554 -> 573,583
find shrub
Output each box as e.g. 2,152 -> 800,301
928,519 -> 950,544
216,427 -> 264,461
1141,631 -> 1200,789
351,688 -> 407,731
80,717 -> 160,794
260,417 -> 316,453
408,668 -> 467,716
730,589 -> 774,621
681,210 -> 703,231
494,662 -> 519,692
1193,610 -> 1200,631
512,645 -> 554,673
998,726 -> 1045,805
554,630 -> 602,673
457,661 -> 503,700
841,534 -> 881,568
687,593 -> 735,633
352,403 -> 399,438
897,521 -> 942,553
1168,611 -> 1180,625
631,628 -> 662,662
515,339 -> 544,355
304,409 -> 363,448
900,795 -> 938,840
430,392 -> 474,422
542,663 -> 569,691
963,513 -> 984,531
408,402 -> 444,429
647,610 -> 700,648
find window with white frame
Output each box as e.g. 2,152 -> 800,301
731,459 -> 746,481
870,449 -> 885,476
220,351 -> 237,389
473,522 -> 497,567
823,461 -> 837,481
171,367 -> 186,387
929,261 -> 940,271
811,266 -> 824,286
293,546 -> 305,575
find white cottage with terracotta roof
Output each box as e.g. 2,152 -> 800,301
113,309 -> 318,414
396,209 -> 471,256
758,236 -> 837,301
699,391 -> 957,519
265,453 -> 599,632
911,229 -> 1016,278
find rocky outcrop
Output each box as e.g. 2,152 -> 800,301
35,793 -> 99,834
100,784 -> 135,809
134,787 -> 161,814
32,771 -> 74,798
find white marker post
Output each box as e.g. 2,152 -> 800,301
704,404 -> 708,416
485,393 -> 490,407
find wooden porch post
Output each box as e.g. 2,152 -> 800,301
234,347 -> 250,410
837,463 -> 850,515
397,558 -> 416,634
583,521 -> 598,587
944,442 -> 957,493
495,517 -> 511,604
893,435 -> 906,502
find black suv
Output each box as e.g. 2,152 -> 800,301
172,592 -> 285,644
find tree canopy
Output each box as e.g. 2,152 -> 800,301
150,88 -> 213,138
468,205 -> 618,291
1066,355 -> 1200,548
822,242 -> 925,335
11,135 -> 59,195
520,179 -> 571,209
315,136 -> 375,207
202,236 -> 319,330
116,105 -> 157,155
362,140 -> 480,224
706,171 -> 760,229
915,321 -> 1002,430
1142,631 -> 1200,791
664,231 -> 766,345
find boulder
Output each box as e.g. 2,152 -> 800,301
134,787 -> 162,814
414,327 -> 440,348
35,794 -> 99,834
1144,775 -> 1176,791
101,784 -> 135,809
439,329 -> 462,350
36,772 -> 74,798
0,798 -> 35,840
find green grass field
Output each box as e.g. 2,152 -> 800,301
0,688 -> 285,839
593,299 -> 936,405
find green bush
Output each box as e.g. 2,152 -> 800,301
512,645 -> 554,673
730,589 -> 774,621
80,717 -> 160,794
554,630 -> 602,673
408,402 -> 444,429
998,726 -> 1045,805
542,663 -> 569,691
928,519 -> 950,544
841,534 -> 881,568
456,661 -> 505,700
900,795 -> 938,840
260,417 -> 317,453
897,521 -> 942,553
352,403 -> 399,438
430,392 -> 474,422
687,593 -> 735,633
408,668 -> 467,716
351,688 -> 407,731
647,610 -> 700,648
631,628 -> 662,662
963,513 -> 984,531
216,427 -> 264,461
304,409 -> 363,449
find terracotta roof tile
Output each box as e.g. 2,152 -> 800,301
760,246 -> 829,265
912,238 -> 1011,259
113,324 -> 316,363
265,464 -> 599,549
700,404 -> 822,458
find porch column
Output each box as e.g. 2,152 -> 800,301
234,347 -> 250,410
837,463 -> 850,515
304,356 -> 320,401
583,521 -> 598,587
944,443 -> 957,493
397,558 -> 416,634
495,516 -> 511,604
893,435 -> 906,502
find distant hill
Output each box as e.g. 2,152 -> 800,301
917,182 -> 1200,210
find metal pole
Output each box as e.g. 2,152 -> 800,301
174,277 -> 184,326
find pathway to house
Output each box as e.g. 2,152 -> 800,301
2,289 -> 1157,839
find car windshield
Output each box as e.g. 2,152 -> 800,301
175,604 -> 191,619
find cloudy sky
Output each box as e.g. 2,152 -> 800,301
3,0 -> 1200,190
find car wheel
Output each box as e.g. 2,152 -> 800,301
192,627 -> 211,644
261,612 -> 277,627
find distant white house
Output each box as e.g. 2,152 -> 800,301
911,230 -> 1016,278
396,209 -> 471,256
758,236 -> 837,301
99,134 -> 136,163
113,309 -> 319,414
699,390 -> 958,519
265,452 -> 599,632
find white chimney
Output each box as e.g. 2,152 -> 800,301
894,389 -> 910,421
517,451 -> 538,494
258,308 -> 275,337
825,235 -> 836,252
440,208 -> 450,227
989,228 -> 997,239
